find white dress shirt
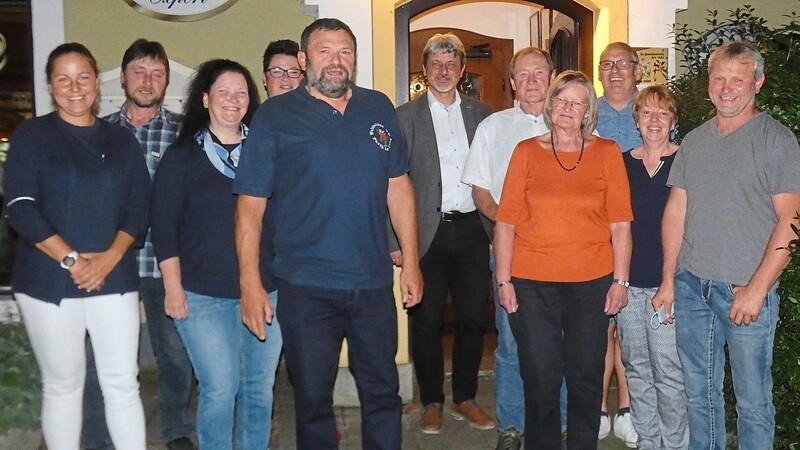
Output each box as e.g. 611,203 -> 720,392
427,91 -> 475,213
462,102 -> 548,203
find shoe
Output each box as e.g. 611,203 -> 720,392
598,412 -> 611,440
496,428 -> 522,450
166,437 -> 197,450
613,411 -> 639,448
451,400 -> 496,430
420,402 -> 443,434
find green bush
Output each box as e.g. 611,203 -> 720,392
776,223 -> 800,448
671,5 -> 800,447
0,322 -> 41,434
671,5 -> 800,142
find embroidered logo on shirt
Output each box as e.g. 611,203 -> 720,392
369,123 -> 392,151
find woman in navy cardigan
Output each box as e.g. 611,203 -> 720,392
151,59 -> 282,450
3,43 -> 150,449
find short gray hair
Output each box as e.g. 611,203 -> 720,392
708,41 -> 765,80
600,42 -> 639,63
543,71 -> 598,136
422,33 -> 466,68
510,47 -> 554,75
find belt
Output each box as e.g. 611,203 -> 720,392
440,210 -> 476,222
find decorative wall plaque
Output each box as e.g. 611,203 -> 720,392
634,47 -> 669,85
123,0 -> 239,22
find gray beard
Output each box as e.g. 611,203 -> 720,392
312,76 -> 350,98
307,63 -> 354,99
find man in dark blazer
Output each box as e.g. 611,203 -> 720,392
392,32 -> 494,435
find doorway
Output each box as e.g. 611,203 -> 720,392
396,0 -> 594,105
409,27 -> 514,112
398,0 -> 594,373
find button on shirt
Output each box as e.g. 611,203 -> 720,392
427,91 -> 475,212
596,96 -> 642,152
462,103 -> 549,203
234,80 -> 408,290
105,105 -> 182,279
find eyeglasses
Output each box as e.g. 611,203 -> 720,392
552,97 -> 588,110
266,67 -> 303,79
599,59 -> 638,71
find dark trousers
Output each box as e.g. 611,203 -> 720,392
277,279 -> 402,450
411,213 -> 490,405
82,277 -> 195,447
508,275 -> 611,450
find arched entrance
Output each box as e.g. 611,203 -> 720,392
394,0 -> 595,105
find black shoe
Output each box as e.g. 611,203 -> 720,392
166,437 -> 197,450
496,428 -> 522,450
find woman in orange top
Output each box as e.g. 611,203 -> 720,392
494,70 -> 633,449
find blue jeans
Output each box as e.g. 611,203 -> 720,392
674,267 -> 778,450
490,250 -> 567,434
83,277 -> 194,447
175,290 -> 283,450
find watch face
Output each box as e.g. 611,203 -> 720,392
61,252 -> 78,269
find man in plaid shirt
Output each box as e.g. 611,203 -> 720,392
82,39 -> 195,450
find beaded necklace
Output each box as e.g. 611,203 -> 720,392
550,130 -> 585,172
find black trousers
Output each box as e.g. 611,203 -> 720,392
277,279 -> 402,450
411,212 -> 490,405
508,275 -> 611,450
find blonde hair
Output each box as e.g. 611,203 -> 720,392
632,85 -> 679,124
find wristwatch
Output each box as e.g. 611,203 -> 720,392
60,251 -> 79,270
612,278 -> 630,288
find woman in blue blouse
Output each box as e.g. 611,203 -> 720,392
3,43 -> 150,450
151,59 -> 282,449
617,85 -> 688,449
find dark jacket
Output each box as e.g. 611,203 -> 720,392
3,113 -> 151,304
151,135 -> 276,298
393,94 -> 492,257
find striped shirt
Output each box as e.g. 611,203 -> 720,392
105,104 -> 182,278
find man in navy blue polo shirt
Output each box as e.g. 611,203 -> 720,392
233,18 -> 423,450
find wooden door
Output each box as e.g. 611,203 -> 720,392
409,28 -> 513,113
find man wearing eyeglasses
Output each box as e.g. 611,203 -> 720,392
262,39 -> 303,98
394,32 -> 494,435
595,41 -> 642,448
597,42 -> 644,153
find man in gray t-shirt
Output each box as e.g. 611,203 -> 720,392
654,42 -> 800,449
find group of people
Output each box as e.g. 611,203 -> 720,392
444,35 -> 798,450
4,35 -> 307,450
4,15 -> 799,450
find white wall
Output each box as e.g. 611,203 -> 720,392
31,0 -> 65,115
32,0 -> 690,109
410,2 -> 540,52
303,0 -> 374,88
628,0 -> 689,80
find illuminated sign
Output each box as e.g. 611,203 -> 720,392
123,0 -> 239,22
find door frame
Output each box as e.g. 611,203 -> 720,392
395,0 -> 595,105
